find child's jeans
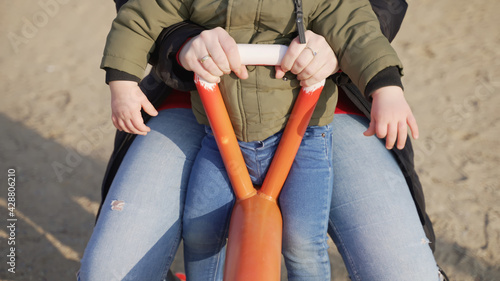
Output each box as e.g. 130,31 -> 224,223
182,124 -> 334,281
78,111 -> 439,281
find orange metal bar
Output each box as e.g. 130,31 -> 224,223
195,75 -> 256,200
259,84 -> 324,199
194,44 -> 325,280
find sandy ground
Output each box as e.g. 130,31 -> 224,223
0,0 -> 499,280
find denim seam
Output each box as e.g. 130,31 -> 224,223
320,169 -> 333,279
321,130 -> 333,163
210,203 -> 233,281
160,223 -> 183,281
328,219 -> 362,281
254,147 -> 263,184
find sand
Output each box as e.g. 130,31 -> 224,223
0,0 -> 499,280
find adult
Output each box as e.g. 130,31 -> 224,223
79,0 -> 447,280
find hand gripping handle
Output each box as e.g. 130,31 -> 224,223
194,44 -> 325,201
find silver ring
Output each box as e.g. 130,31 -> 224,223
199,54 -> 211,64
305,46 -> 317,57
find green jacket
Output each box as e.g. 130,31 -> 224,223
102,0 -> 403,142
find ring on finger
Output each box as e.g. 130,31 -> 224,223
199,54 -> 211,64
305,46 -> 318,57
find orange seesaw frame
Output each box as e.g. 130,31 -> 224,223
194,44 -> 325,281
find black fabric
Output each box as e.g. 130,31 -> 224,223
364,66 -> 403,98
153,21 -> 205,91
370,0 -> 408,43
114,0 -> 128,11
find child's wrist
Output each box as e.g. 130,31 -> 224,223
105,68 -> 141,84
109,80 -> 139,85
109,81 -> 140,97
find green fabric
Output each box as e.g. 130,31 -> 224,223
101,0 -> 403,142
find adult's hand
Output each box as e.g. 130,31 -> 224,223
178,27 -> 248,83
276,30 -> 339,87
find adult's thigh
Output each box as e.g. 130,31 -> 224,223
79,109 -> 204,281
328,114 -> 438,281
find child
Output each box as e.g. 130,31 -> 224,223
101,0 -> 418,279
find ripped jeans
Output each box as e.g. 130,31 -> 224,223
78,110 -> 439,281
78,109 -> 205,281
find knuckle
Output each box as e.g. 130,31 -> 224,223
225,44 -> 238,55
301,80 -> 312,87
210,53 -> 225,63
305,78 -> 318,87
301,67 -> 314,77
280,62 -> 291,72
199,30 -> 211,39
293,60 -> 307,70
291,46 -> 303,57
318,36 -> 327,45
190,39 -> 204,50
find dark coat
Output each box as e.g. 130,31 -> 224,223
101,0 -> 435,251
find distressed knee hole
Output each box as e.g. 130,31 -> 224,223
110,200 -> 125,211
420,237 -> 431,245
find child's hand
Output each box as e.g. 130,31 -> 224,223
363,86 -> 419,150
109,80 -> 158,135
178,27 -> 248,83
276,30 -> 339,87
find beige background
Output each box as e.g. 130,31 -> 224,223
0,0 -> 499,280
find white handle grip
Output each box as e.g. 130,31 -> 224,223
196,44 -> 325,90
237,44 -> 288,66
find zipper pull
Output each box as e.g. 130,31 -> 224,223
294,0 -> 306,44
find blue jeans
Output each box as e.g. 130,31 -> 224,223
79,109 -> 439,280
78,109 -> 205,281
328,114 -> 438,281
182,124 -> 334,281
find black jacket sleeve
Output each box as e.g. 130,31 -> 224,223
153,21 -> 205,91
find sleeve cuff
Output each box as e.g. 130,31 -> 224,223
364,66 -> 403,98
105,68 -> 141,84
154,21 -> 205,91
